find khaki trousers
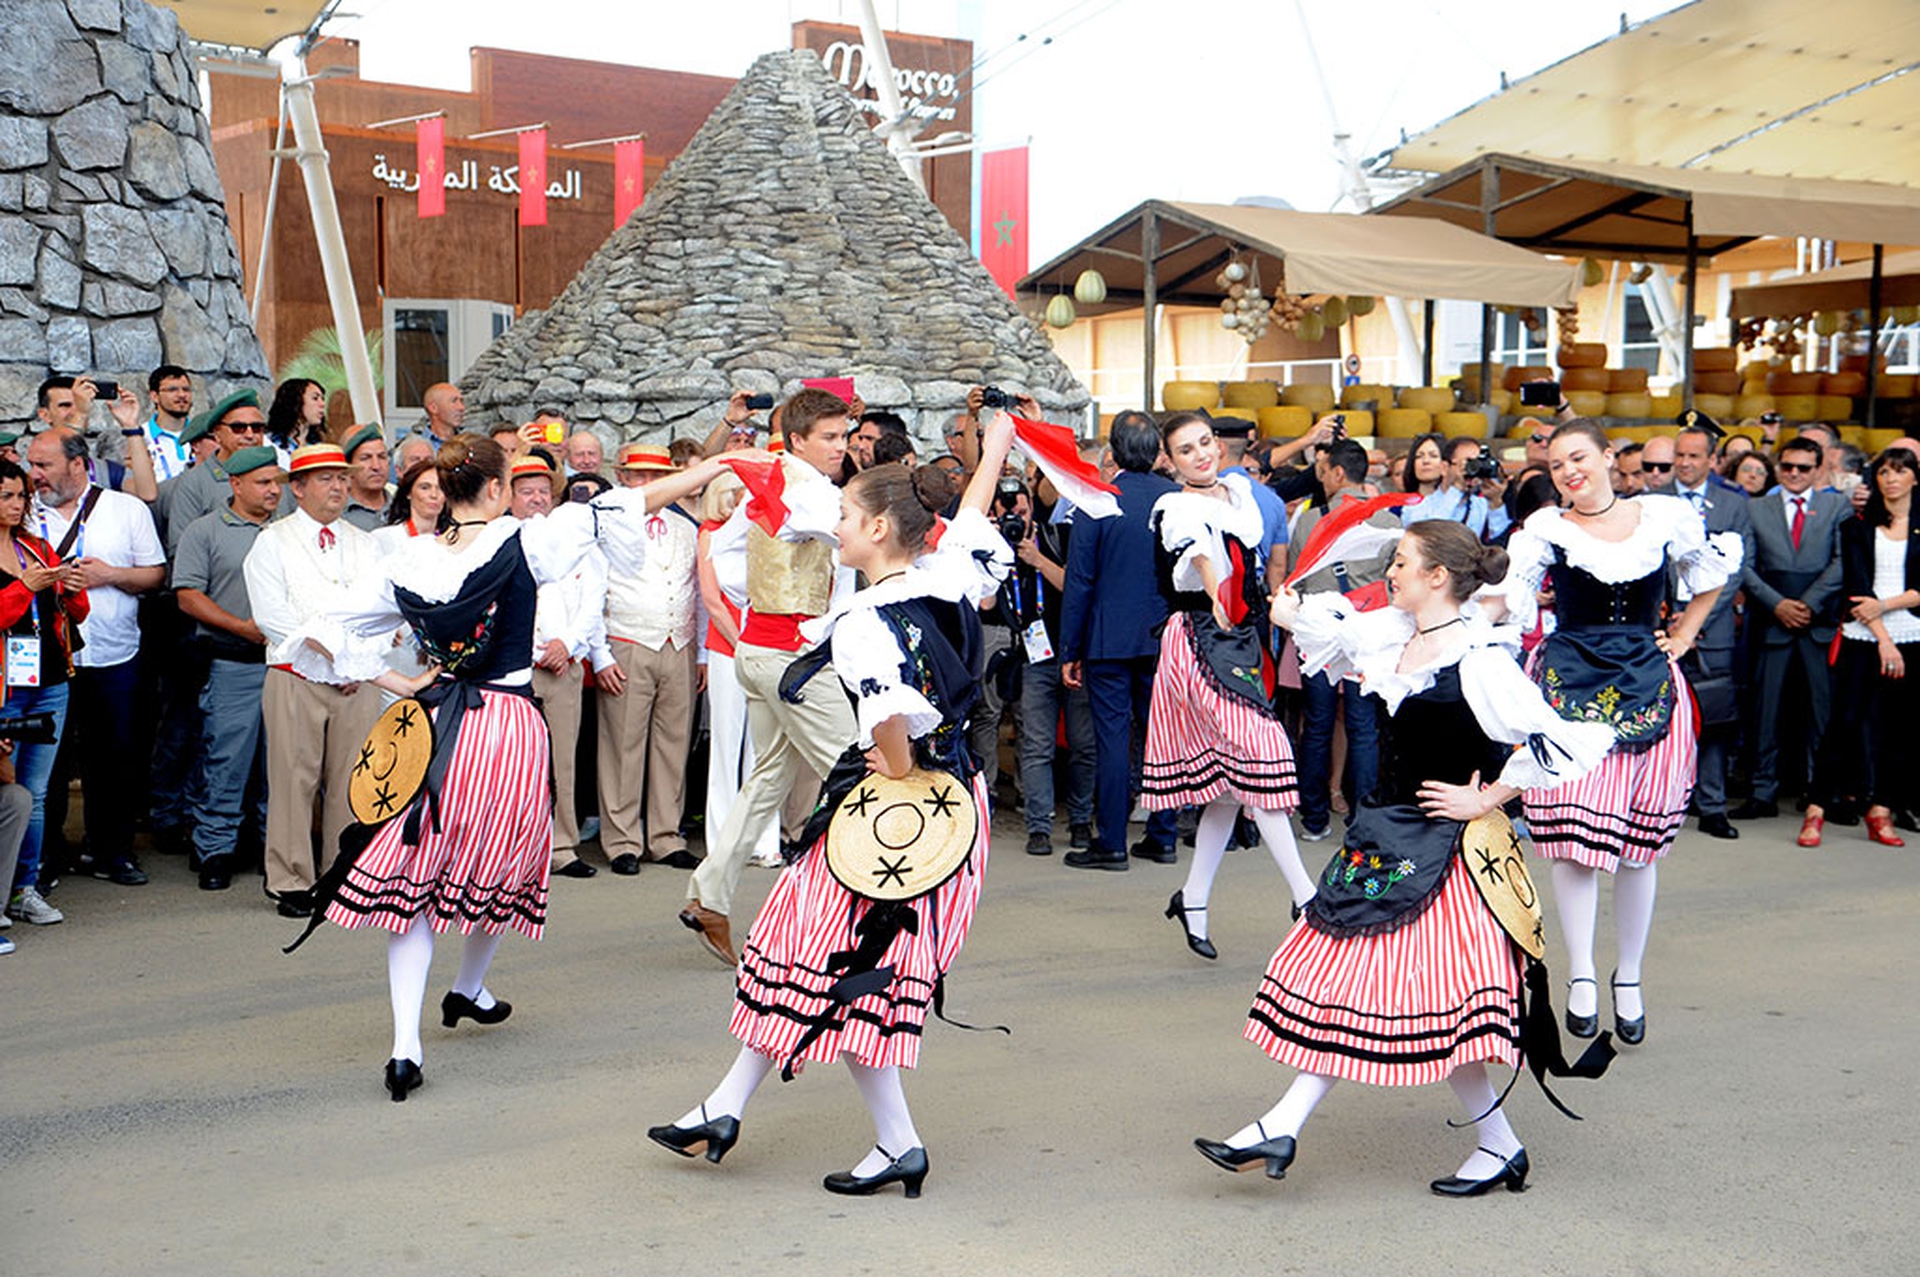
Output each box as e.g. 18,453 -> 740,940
597,637 -> 695,860
262,669 -> 381,895
688,640 -> 855,916
534,661 -> 585,866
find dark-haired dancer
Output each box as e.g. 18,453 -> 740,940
1487,420 -> 1740,1045
1196,522 -> 1614,1194
648,420 -> 1016,1199
282,434 -> 731,1100
1147,412 -> 1310,958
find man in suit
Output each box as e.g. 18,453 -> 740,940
1652,421 -> 1753,839
1059,412 -> 1179,870
1731,435 -> 1847,820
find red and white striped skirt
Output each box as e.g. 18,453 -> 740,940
1523,667 -> 1697,873
325,690 -> 553,939
1244,854 -> 1522,1087
730,774 -> 991,1073
1142,613 -> 1298,812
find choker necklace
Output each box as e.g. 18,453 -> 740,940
1185,479 -> 1219,490
868,569 -> 908,587
1571,494 -> 1618,518
1417,617 -> 1464,636
445,517 -> 490,545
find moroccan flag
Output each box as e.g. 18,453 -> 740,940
979,146 -> 1028,297
416,116 -> 445,218
718,455 -> 789,536
1282,492 -> 1418,589
518,127 -> 548,227
1010,414 -> 1119,519
614,138 -> 645,228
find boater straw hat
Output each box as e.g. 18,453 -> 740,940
286,442 -> 352,477
349,698 -> 435,826
616,442 -> 675,471
1460,808 -> 1545,960
510,452 -> 560,495
824,767 -> 978,903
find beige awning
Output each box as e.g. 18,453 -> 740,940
1383,0 -> 1920,188
1374,153 -> 1920,262
162,1 -> 332,52
1019,200 -> 1582,312
1731,251 -> 1920,318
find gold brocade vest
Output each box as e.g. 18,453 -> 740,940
747,522 -> 833,616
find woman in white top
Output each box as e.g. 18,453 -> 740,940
1804,446 -> 1920,847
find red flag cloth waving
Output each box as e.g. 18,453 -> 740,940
416,116 -> 445,219
1010,415 -> 1120,519
718,456 -> 789,536
518,127 -> 548,227
614,138 -> 644,228
980,147 -> 1028,297
1282,492 -> 1418,589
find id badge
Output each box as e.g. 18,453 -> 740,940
1021,618 -> 1055,664
6,635 -> 41,688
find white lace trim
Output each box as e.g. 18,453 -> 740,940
382,518 -> 522,604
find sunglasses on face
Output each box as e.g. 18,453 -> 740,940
1529,433 -> 1552,445
1778,461 -> 1815,474
1642,461 -> 1674,473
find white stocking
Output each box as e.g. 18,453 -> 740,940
1612,862 -> 1657,1021
1551,861 -> 1601,1018
846,1057 -> 921,1175
1446,1062 -> 1522,1178
679,1046 -> 775,1127
451,929 -> 505,1009
1177,800 -> 1241,940
386,915 -> 435,1065
1228,1070 -> 1335,1148
1249,806 -> 1315,908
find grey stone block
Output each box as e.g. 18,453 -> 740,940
93,315 -> 161,371
0,222 -> 40,287
50,95 -> 129,170
47,314 -> 92,370
39,244 -> 83,310
81,203 -> 167,285
126,119 -> 188,201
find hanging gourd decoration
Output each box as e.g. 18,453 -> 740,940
1073,269 -> 1108,306
1223,262 -> 1248,284
1045,294 -> 1077,329
1320,296 -> 1348,328
1346,295 -> 1376,316
1296,310 -> 1326,343
1628,263 -> 1653,285
1216,256 -> 1271,344
1581,256 -> 1606,287
1813,311 -> 1841,337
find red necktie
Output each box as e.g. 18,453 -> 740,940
318,526 -> 336,550
1789,496 -> 1805,551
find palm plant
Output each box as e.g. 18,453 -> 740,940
276,326 -> 385,399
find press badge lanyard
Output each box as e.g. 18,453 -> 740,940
38,504 -> 86,562
6,542 -> 44,689
1010,566 -> 1054,663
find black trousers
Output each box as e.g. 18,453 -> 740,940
1811,639 -> 1918,812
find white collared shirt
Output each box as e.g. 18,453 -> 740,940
604,507 -> 699,649
534,547 -> 614,669
243,507 -> 382,650
32,487 -> 164,668
144,414 -> 192,481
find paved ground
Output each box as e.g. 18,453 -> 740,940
4,810 -> 1915,1277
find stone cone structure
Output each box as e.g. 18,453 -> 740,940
461,49 -> 1087,442
0,0 -> 268,432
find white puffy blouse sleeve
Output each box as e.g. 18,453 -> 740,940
519,487 -> 652,583
830,607 -> 942,748
1650,495 -> 1744,597
1154,493 -> 1219,594
1288,591 -> 1412,685
1482,515 -> 1555,631
274,568 -> 407,685
1459,645 -> 1616,792
918,507 -> 1014,604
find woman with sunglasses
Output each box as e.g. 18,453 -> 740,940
1802,447 -> 1920,847
1481,420 -> 1741,1048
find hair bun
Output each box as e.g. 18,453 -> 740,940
1473,543 -> 1510,587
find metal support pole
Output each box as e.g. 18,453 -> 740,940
282,53 -> 379,424
1477,168 -> 1498,409
1866,243 -> 1884,429
1421,300 -> 1435,387
249,87 -> 288,325
854,0 -> 924,191
1681,218 -> 1699,413
1141,208 -> 1159,412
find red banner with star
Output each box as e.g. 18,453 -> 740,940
980,146 -> 1028,297
518,127 -> 548,227
614,138 -> 645,228
416,116 -> 445,219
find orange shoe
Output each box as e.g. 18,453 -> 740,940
1796,815 -> 1824,848
1865,813 -> 1906,848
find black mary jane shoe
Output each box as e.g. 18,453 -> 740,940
1430,1147 -> 1529,1197
1164,890 -> 1217,961
384,1058 -> 423,1102
646,1106 -> 741,1164
1610,970 -> 1646,1045
1565,976 -> 1599,1039
823,1145 -> 929,1198
441,990 -> 513,1028
1194,1125 -> 1295,1180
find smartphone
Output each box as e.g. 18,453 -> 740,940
745,393 -> 775,411
91,377 -> 119,401
1519,379 -> 1560,407
1330,413 -> 1347,440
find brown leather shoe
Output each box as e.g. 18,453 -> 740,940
678,902 -> 736,965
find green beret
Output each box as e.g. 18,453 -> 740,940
0,429 -> 21,447
205,389 -> 261,427
223,445 -> 280,478
179,412 -> 215,446
342,424 -> 384,460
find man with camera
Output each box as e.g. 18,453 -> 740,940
972,477 -> 1033,798
1402,436 -> 1512,542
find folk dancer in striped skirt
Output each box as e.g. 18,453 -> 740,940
280,434 -> 735,1101
1145,413 -> 1311,959
648,419 -> 1017,1199
1196,522 -> 1616,1194
1482,421 -> 1741,1047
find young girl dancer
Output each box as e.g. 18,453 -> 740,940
1196,521 -> 1615,1193
647,418 -> 1016,1198
1146,412 -> 1311,959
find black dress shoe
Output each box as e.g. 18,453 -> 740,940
554,859 -> 598,878
647,1107 -> 740,1164
93,856 -> 149,886
275,890 -> 314,919
1565,976 -> 1598,1039
823,1145 -> 928,1198
1610,970 -> 1645,1045
1129,838 -> 1176,865
609,853 -> 642,875
1895,808 -> 1920,834
1828,805 -> 1861,827
1165,890 -> 1217,960
1025,831 -> 1053,857
1729,800 -> 1778,821
1062,849 -> 1128,871
651,850 -> 700,870
441,990 -> 513,1027
1194,1128 -> 1295,1180
1069,823 -> 1091,849
197,857 -> 234,892
384,1057 -> 422,1102
1430,1147 -> 1529,1197
1698,813 -> 1739,840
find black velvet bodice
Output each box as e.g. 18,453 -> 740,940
392,534 -> 539,682
1371,665 -> 1511,806
1547,549 -> 1666,630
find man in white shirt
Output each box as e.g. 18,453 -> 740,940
26,427 -> 167,890
1401,437 -> 1512,542
599,443 -> 702,875
509,454 -> 613,879
243,443 -> 384,913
